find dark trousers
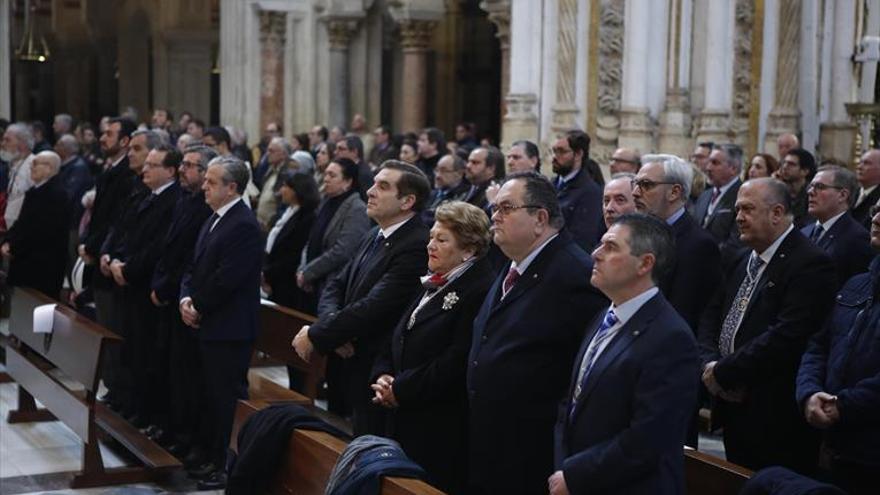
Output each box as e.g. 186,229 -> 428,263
96,284 -> 132,408
165,305 -> 205,446
331,351 -> 386,436
830,459 -> 876,495
127,287 -> 168,425
200,339 -> 253,466
722,403 -> 819,475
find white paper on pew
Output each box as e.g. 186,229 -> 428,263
33,304 -> 57,334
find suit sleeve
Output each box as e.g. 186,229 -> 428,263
714,254 -> 837,390
189,220 -> 263,316
796,322 -> 832,407
123,208 -> 175,286
300,205 -> 370,284
308,241 -> 426,353
697,278 -> 729,366
837,369 -> 880,427
562,327 -> 700,494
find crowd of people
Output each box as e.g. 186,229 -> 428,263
0,107 -> 878,494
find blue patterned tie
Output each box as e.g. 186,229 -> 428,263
718,253 -> 765,356
570,309 -> 619,416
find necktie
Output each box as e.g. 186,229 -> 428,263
556,178 -> 566,191
357,233 -> 385,271
710,187 -> 721,205
571,309 -> 620,412
138,193 -> 157,213
809,224 -> 825,244
206,212 -> 220,232
718,254 -> 765,356
501,267 -> 519,299
195,213 -> 220,255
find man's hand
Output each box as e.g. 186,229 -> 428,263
78,244 -> 94,265
702,361 -> 723,396
179,298 -> 201,328
292,326 -> 314,362
109,260 -> 127,286
296,272 -> 313,292
548,471 -> 570,495
805,392 -> 839,429
1,243 -> 10,258
485,181 -> 501,205
370,374 -> 398,408
99,254 -> 112,277
150,290 -> 167,307
335,342 -> 355,358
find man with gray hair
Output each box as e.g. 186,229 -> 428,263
179,155 -> 262,490
54,134 -> 94,215
255,136 -> 291,229
1,150 -> 70,298
694,144 -> 745,267
53,113 -> 74,140
1,122 -> 36,229
602,173 -> 637,229
801,165 -> 872,284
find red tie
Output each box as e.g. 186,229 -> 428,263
710,187 -> 721,205
502,268 -> 520,298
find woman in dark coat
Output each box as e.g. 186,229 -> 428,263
262,172 -> 319,310
370,201 -> 494,494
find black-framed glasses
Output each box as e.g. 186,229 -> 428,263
631,179 -> 677,191
489,203 -> 543,216
180,160 -> 201,169
869,203 -> 880,218
807,182 -> 843,192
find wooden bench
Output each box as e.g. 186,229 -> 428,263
231,400 -> 443,495
4,287 -> 181,488
684,448 -> 752,495
247,299 -> 325,404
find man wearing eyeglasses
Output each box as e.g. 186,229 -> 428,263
609,147 -> 641,175
801,165 -> 872,285
467,171 -> 606,495
550,130 -> 605,252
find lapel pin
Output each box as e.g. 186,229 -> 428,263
532,274 -> 538,279
633,330 -> 640,336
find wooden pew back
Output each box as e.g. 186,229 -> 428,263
684,448 -> 752,495
257,300 -> 325,399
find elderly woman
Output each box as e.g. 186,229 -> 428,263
745,153 -> 779,179
297,158 -> 369,310
313,140 -> 334,187
370,201 -> 494,494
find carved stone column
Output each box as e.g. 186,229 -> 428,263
696,0 -> 733,145
480,1 -> 510,125
619,0 -> 657,153
819,0 -> 857,163
220,0 -> 260,144
550,0 -> 580,134
591,0 -> 625,165
398,19 -> 438,132
325,18 -> 358,128
764,0 -> 802,156
0,0 -> 10,119
260,11 -> 286,131
501,0 -> 541,155
658,0 -> 691,159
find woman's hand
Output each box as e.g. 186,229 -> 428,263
370,374 -> 398,408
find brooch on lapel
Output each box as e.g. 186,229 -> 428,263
442,292 -> 459,310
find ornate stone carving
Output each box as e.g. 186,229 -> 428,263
326,19 -> 359,50
593,0 -> 625,164
731,0 -> 754,146
480,0 -> 510,50
398,19 -> 437,51
259,10 -> 286,45
259,10 -> 286,131
554,0 -> 577,110
764,0 -> 802,152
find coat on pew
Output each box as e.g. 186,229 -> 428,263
5,173 -> 70,299
371,255 -> 495,494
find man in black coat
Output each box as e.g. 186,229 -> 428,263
852,149 -> 880,229
2,151 -> 70,299
693,144 -> 745,267
467,172 -> 607,495
293,161 -> 430,436
463,146 -> 503,211
550,130 -> 605,252
699,178 -> 837,474
335,135 -> 374,201
151,145 -> 216,461
108,144 -> 182,438
801,165 -> 873,286
54,134 -> 94,239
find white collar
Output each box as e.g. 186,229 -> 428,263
151,180 -> 175,196
609,287 -> 660,327
511,233 -> 560,275
109,153 -> 127,169
715,176 -> 739,195
756,223 -> 794,265
379,215 -> 414,239
817,211 -> 847,233
214,196 -> 243,219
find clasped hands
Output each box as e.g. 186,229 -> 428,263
292,325 -> 355,362
179,298 -> 201,329
702,361 -> 746,403
370,374 -> 398,408
804,392 -> 839,429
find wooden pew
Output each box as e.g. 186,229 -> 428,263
4,287 -> 181,488
248,299 -> 325,404
684,448 -> 752,495
231,400 -> 444,495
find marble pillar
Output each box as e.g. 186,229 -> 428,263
696,0 -> 734,145
619,0 -> 656,152
398,19 -> 437,133
260,10 -> 287,131
325,18 -> 358,129
220,0 -> 260,143
819,0 -> 857,163
550,0 -> 579,133
480,1 -> 511,130
763,0 -> 801,157
501,0 -> 541,151
658,0 -> 692,159
0,0 -> 10,119
162,33 -> 213,124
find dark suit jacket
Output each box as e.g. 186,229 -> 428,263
151,190 -> 213,304
5,174 -> 70,298
661,212 -> 722,333
263,207 -> 316,309
556,168 -> 604,253
466,232 -> 608,495
852,186 -> 880,229
371,256 -> 495,494
698,228 -> 837,471
118,182 -> 182,290
800,213 -> 873,286
83,157 -> 135,257
101,177 -> 150,262
58,155 -> 94,226
693,179 -> 744,265
181,199 -> 263,341
555,292 -> 699,495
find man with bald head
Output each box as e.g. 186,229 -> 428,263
699,177 -> 836,473
776,133 -> 800,162
852,149 -> 880,228
602,173 -> 636,229
608,148 -> 640,175
1,151 -> 70,298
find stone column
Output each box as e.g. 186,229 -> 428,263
397,19 -> 437,132
658,0 -> 692,158
501,0 -> 542,151
819,0 -> 857,163
763,0 -> 802,157
163,33 -> 213,124
480,1 -> 510,127
325,18 -> 358,129
0,0 -> 10,119
550,0 -> 579,133
260,10 -> 286,131
220,0 -> 260,142
696,0 -> 734,144
618,0 -> 657,152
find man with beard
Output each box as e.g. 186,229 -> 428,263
550,130 -> 604,252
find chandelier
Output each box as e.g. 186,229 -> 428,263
15,0 -> 50,62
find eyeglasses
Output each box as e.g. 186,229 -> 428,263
180,160 -> 201,169
807,183 -> 843,192
551,147 -> 573,156
631,179 -> 677,191
489,203 -> 543,216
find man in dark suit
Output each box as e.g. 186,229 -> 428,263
335,135 -> 374,201
463,146 -> 503,211
550,130 -> 604,252
852,149 -> 880,228
179,156 -> 263,489
467,171 -> 607,495
693,144 -> 744,265
1,151 -> 70,299
699,178 -> 837,473
293,160 -> 430,435
779,148 -> 817,229
54,134 -> 94,231
151,145 -> 216,462
551,213 -> 699,495
367,125 -> 398,169
801,165 -> 872,285
421,154 -> 470,225
108,144 -> 182,440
